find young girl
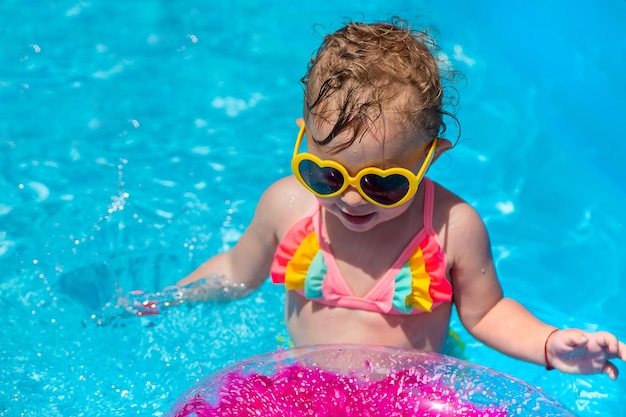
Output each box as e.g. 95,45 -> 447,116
174,19 -> 625,379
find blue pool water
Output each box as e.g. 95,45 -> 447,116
1,1 -> 625,416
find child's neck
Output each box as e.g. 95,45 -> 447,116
320,194 -> 426,287
322,190 -> 426,251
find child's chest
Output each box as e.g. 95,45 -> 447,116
325,225 -> 422,297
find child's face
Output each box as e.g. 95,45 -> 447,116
302,119 -> 433,232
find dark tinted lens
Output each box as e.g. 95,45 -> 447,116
360,174 -> 410,205
298,160 -> 344,195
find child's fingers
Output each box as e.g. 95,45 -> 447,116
562,330 -> 588,348
594,333 -> 626,359
617,341 -> 626,361
594,332 -> 616,350
603,361 -> 619,380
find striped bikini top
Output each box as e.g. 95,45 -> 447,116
269,178 -> 452,315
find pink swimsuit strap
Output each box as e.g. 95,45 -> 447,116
270,178 -> 452,315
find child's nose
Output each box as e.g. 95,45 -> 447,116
340,186 -> 367,206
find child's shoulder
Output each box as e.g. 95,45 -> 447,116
256,175 -> 316,233
431,180 -> 487,237
430,180 -> 491,258
262,175 -> 315,207
431,180 -> 472,213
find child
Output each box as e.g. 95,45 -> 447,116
174,18 -> 625,379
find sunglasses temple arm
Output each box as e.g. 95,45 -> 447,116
415,138 -> 438,179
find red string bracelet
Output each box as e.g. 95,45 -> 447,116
544,328 -> 559,370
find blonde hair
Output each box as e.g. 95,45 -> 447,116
302,18 -> 456,151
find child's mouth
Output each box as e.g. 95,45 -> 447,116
340,211 -> 375,225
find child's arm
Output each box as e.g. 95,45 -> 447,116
177,189 -> 281,291
449,201 -> 625,379
102,177 -> 308,320
177,176 -> 305,296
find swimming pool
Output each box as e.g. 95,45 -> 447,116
1,0 -> 624,416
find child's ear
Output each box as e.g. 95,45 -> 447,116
296,118 -> 305,128
432,138 -> 452,163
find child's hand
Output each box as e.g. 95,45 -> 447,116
120,290 -> 163,316
546,329 -> 626,379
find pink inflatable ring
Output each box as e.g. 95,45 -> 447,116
168,344 -> 576,417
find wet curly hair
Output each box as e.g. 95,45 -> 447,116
302,17 -> 458,151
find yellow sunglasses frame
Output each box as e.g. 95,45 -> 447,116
291,122 -> 438,208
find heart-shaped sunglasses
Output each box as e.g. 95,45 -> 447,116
291,123 -> 437,208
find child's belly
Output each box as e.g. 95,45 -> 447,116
284,291 -> 452,351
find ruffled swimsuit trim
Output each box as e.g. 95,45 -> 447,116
270,178 -> 452,315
